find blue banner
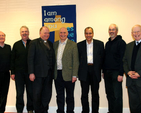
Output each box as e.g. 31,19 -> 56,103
42,5 -> 76,42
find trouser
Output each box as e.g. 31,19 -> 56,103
55,70 -> 75,113
33,75 -> 53,113
127,80 -> 141,113
104,70 -> 123,113
15,71 -> 33,112
0,71 -> 10,113
80,65 -> 99,113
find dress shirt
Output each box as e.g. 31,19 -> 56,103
86,40 -> 93,63
22,40 -> 26,47
136,39 -> 141,46
57,38 -> 68,70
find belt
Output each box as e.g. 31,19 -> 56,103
87,63 -> 93,66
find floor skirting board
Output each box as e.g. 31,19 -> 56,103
5,106 -> 130,113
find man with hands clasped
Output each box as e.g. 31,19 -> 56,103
123,24 -> 141,113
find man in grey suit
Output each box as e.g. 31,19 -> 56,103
53,27 -> 79,113
123,24 -> 141,113
28,26 -> 55,113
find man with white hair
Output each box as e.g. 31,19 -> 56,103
123,24 -> 141,113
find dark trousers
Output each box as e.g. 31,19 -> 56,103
104,70 -> 123,113
0,71 -> 10,113
80,65 -> 99,113
127,80 -> 141,113
15,71 -> 33,112
55,70 -> 75,113
33,75 -> 53,113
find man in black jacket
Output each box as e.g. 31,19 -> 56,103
28,26 -> 54,113
103,24 -> 126,113
0,31 -> 11,113
11,26 -> 33,113
77,27 -> 104,113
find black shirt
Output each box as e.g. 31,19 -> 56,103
103,35 -> 126,75
0,44 -> 11,72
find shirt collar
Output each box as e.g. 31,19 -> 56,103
59,38 -> 68,44
135,39 -> 141,45
0,44 -> 5,48
86,39 -> 93,45
22,40 -> 25,45
136,39 -> 141,43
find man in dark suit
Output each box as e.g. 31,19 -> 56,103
11,26 -> 33,113
103,24 -> 126,113
123,24 -> 141,113
28,26 -> 54,113
0,31 -> 11,113
77,27 -> 104,113
53,27 -> 79,113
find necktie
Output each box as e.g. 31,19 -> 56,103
136,41 -> 139,46
44,41 -> 50,50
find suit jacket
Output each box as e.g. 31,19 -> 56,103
123,41 -> 141,87
77,39 -> 104,82
28,38 -> 55,77
11,39 -> 31,74
53,39 -> 79,81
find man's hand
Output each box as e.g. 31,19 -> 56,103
72,77 -> 77,83
117,75 -> 123,82
128,71 -> 135,76
29,73 -> 35,81
11,74 -> 15,80
128,71 -> 140,79
130,72 -> 140,79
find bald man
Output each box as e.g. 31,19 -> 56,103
28,26 -> 55,113
123,25 -> 141,113
103,24 -> 126,113
53,27 -> 79,113
0,31 -> 11,113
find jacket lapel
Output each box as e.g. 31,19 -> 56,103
62,39 -> 70,58
128,42 -> 134,66
54,41 -> 59,59
93,39 -> 97,63
136,43 -> 141,62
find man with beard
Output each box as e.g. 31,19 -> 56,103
11,26 -> 33,113
103,24 -> 126,113
0,31 -> 11,113
123,25 -> 141,113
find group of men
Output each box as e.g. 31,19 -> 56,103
0,24 -> 141,113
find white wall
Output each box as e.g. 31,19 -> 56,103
1,0 -> 141,111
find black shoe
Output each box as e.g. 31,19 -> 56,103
28,110 -> 34,113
